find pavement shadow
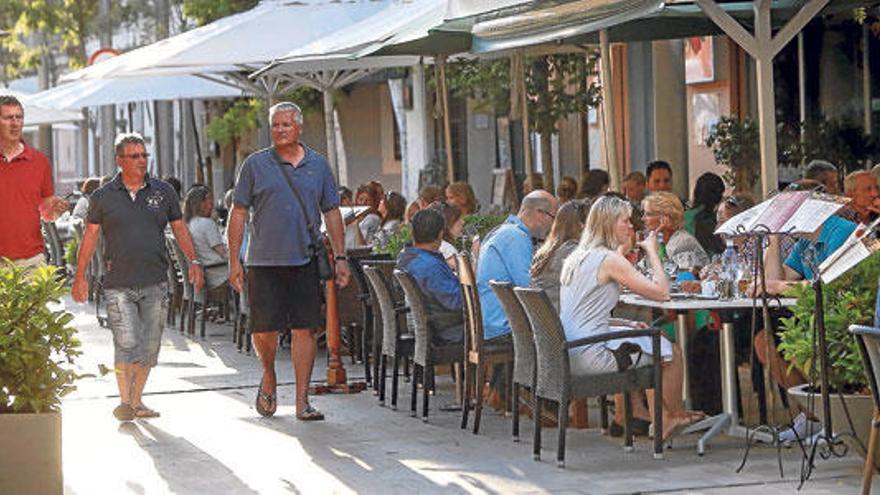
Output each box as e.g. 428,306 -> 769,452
240,414 -> 490,494
118,421 -> 259,494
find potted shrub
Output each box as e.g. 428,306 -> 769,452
0,261 -> 81,495
777,251 -> 880,463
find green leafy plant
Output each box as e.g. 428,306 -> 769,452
460,213 -> 507,253
781,118 -> 879,176
373,224 -> 413,258
777,251 -> 880,392
63,237 -> 78,270
705,116 -> 760,192
0,261 -> 81,413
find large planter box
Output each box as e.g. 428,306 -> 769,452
789,384 -> 877,468
0,411 -> 62,495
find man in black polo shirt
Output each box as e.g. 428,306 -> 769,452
228,101 -> 349,421
72,132 -> 204,421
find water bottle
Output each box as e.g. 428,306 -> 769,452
719,239 -> 738,299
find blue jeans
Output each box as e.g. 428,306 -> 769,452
104,283 -> 168,367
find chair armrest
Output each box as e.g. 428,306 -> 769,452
395,305 -> 410,315
565,328 -> 662,349
850,325 -> 880,337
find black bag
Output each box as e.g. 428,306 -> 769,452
275,162 -> 334,281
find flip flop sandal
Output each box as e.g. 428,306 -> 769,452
296,405 -> 325,421
133,405 -> 161,418
255,377 -> 277,417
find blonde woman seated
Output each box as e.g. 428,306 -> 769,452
642,191 -> 709,270
559,195 -> 703,441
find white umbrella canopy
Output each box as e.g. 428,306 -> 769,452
257,0 -> 445,76
0,89 -> 83,125
60,0 -> 390,83
29,75 -> 247,109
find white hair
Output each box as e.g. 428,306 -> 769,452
269,101 -> 304,126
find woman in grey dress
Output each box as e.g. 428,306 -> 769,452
560,195 -> 702,441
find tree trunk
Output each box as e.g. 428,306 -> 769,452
540,132 -> 553,192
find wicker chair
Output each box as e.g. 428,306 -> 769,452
394,268 -> 462,422
513,287 -> 664,467
363,265 -> 414,410
455,254 -> 514,435
347,252 -> 391,389
489,280 -> 537,441
849,325 -> 880,495
167,236 -> 226,339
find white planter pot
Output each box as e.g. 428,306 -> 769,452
788,384 -> 876,466
0,411 -> 62,495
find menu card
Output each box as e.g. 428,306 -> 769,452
715,191 -> 849,236
819,216 -> 880,283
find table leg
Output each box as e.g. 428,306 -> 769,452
675,311 -> 690,410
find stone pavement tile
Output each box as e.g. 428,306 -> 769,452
61,297 -> 871,494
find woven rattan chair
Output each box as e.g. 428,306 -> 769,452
514,287 -> 663,467
849,325 -> 880,495
394,268 -> 462,422
363,265 -> 413,410
490,280 -> 537,442
167,236 -> 226,339
456,254 -> 514,434
347,252 -> 391,389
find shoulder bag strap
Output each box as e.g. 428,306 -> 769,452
275,161 -> 321,245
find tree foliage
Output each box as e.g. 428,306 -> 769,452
435,51 -> 601,136
206,98 -> 264,147
182,0 -> 258,26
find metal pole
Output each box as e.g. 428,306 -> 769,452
322,87 -> 338,180
98,0 -> 116,176
754,2 -> 778,196
599,29 -> 621,190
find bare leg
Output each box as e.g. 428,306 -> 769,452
647,345 -> 703,439
754,330 -> 807,389
253,331 -> 279,409
129,363 -> 151,407
614,392 -> 652,424
291,328 -> 317,414
115,362 -> 133,404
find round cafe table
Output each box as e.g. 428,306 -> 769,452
619,293 -> 796,455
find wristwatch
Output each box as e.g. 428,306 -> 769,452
190,259 -> 202,267
334,255 -> 347,261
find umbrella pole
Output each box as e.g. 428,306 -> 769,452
438,55 -> 454,183
323,87 -> 340,180
599,29 -> 621,190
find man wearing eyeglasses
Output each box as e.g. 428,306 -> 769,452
476,189 -> 558,408
72,132 -> 204,422
0,95 -> 69,267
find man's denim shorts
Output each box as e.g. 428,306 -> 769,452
104,283 -> 168,367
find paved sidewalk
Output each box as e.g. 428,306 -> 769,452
61,297 -> 872,494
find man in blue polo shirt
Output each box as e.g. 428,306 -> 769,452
73,132 -> 204,421
227,101 -> 349,422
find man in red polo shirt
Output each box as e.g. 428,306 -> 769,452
0,95 -> 68,267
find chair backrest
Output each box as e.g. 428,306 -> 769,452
514,287 -> 570,400
363,265 -> 400,357
394,268 -> 430,366
41,221 -> 64,267
456,252 -> 484,357
850,325 -> 880,410
490,281 -> 534,387
347,251 -> 391,308
166,236 -> 195,301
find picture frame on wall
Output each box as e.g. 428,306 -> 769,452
685,36 -> 714,84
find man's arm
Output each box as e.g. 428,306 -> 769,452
169,219 -> 205,290
227,206 -> 247,293
39,196 -> 69,221
71,223 -> 100,302
323,207 -> 350,288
